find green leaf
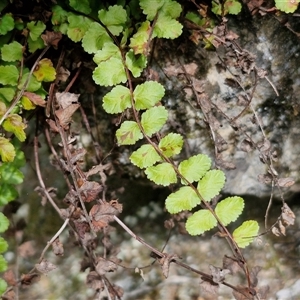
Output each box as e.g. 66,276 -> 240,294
275,0 -> 300,13
103,85 -> 131,114
141,106 -> 168,137
27,36 -> 45,53
1,41 -> 23,62
0,65 -> 19,86
145,162 -> 177,186
0,137 -> 15,162
67,14 -> 92,42
0,14 -> 14,35
13,149 -> 26,168
186,209 -> 217,235
129,21 -> 152,55
51,5 -> 68,26
133,81 -> 165,110
153,14 -> 183,39
0,212 -> 9,232
3,114 -> 26,142
0,183 -> 18,205
178,154 -> 211,184
139,0 -> 165,20
18,71 -> 42,92
0,278 -> 7,296
125,50 -> 147,78
0,255 -> 7,272
0,237 -> 8,253
98,5 -> 127,36
116,121 -> 143,145
215,196 -> 244,226
69,0 -> 91,14
93,57 -> 127,87
165,186 -> 200,214
27,21 -> 46,41
0,164 -> 24,185
130,144 -> 161,168
0,87 -> 16,102
33,58 -> 56,82
158,133 -> 183,157
82,22 -> 113,54
161,0 -> 182,18
233,220 -> 259,248
225,0 -> 242,15
197,170 -> 225,201
93,43 -> 121,64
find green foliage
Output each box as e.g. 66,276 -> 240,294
130,144 -> 162,168
186,209 -> 217,235
133,81 -> 165,110
0,65 -> 19,86
212,0 -> 242,15
197,170 -> 225,201
178,154 -> 211,184
116,120 -> 143,145
233,220 -> 259,248
69,0 -> 91,14
1,41 -> 23,62
141,106 -> 168,137
145,162 -> 177,186
0,14 -> 14,35
165,186 -> 200,213
0,278 -> 7,295
0,213 -> 9,233
0,137 -> 15,162
275,0 -> 300,13
158,133 -> 183,157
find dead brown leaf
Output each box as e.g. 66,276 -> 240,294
89,200 -> 122,231
95,257 -> 118,275
79,181 -> 102,202
56,92 -> 80,109
159,254 -> 179,278
249,266 -> 261,288
23,91 -> 46,107
70,148 -> 87,165
3,269 -> 17,286
55,103 -> 80,130
281,203 -> 295,226
1,289 -> 15,300
18,241 -> 36,258
86,271 -> 104,291
20,273 -> 41,286
223,255 -> 241,274
41,31 -> 62,48
57,66 -> 70,82
240,139 -> 254,153
35,259 -> 57,274
52,238 -> 64,256
277,177 -> 295,188
200,277 -> 219,295
232,285 -> 256,300
209,265 -> 230,283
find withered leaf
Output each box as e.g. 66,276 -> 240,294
95,257 -> 118,275
226,30 -> 239,41
1,289 -> 15,300
108,284 -> 124,299
79,181 -> 102,202
159,254 -> 179,278
257,173 -> 272,185
257,285 -> 269,299
57,66 -> 70,82
223,255 -> 241,275
89,200 -> 122,231
86,271 -> 103,291
18,241 -> 36,258
23,92 -> 46,107
3,269 -> 17,286
278,219 -> 286,236
232,285 -> 256,300
281,203 -> 295,226
240,139 -> 254,153
209,265 -> 230,283
249,266 -> 261,288
52,238 -> 64,256
271,226 -> 281,237
41,31 -> 62,48
74,220 -> 90,239
46,119 -> 59,132
258,139 -> 271,153
56,92 -> 80,109
21,273 -> 41,286
70,148 -> 87,165
55,103 -> 80,130
35,259 -> 57,274
200,277 -> 219,295
164,219 -> 175,229
277,177 -> 295,188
